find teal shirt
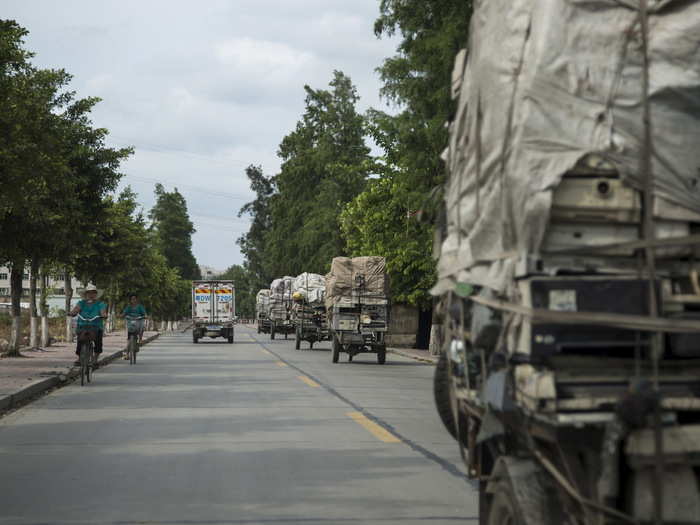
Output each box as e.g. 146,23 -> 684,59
76,300 -> 106,330
122,304 -> 146,318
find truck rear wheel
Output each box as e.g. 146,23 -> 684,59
434,352 -> 457,439
332,336 -> 340,363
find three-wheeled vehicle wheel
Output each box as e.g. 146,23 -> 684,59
332,335 -> 340,363
377,345 -> 386,364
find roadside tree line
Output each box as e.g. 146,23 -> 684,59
0,20 -> 200,355
227,1 -> 473,322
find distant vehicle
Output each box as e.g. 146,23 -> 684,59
191,280 -> 235,344
327,257 -> 389,364
256,289 -> 271,334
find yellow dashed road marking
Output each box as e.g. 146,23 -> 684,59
297,375 -> 320,388
347,412 -> 400,443
275,361 -> 288,367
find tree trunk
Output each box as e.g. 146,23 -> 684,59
428,302 -> 443,356
8,260 -> 24,355
40,270 -> 50,347
160,320 -> 166,332
64,269 -> 73,343
29,259 -> 39,348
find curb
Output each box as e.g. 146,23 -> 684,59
0,332 -> 161,414
387,348 -> 438,365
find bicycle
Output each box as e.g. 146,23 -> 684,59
76,314 -> 101,386
125,315 -> 145,365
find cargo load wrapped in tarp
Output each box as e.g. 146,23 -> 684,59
292,273 -> 326,306
434,0 -> 700,295
256,289 -> 270,308
325,256 -> 388,308
268,276 -> 294,321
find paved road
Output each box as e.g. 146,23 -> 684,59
0,326 -> 478,525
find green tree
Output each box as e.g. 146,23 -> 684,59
237,165 -> 274,291
149,183 -> 201,280
0,20 -> 131,353
219,264 -> 255,318
264,71 -> 371,277
340,1 -> 473,309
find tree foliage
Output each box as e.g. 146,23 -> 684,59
340,1 -> 473,309
262,71 -> 371,277
149,183 -> 201,281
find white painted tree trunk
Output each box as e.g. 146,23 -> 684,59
41,316 -> 50,347
29,260 -> 39,348
429,323 -> 443,355
30,317 -> 39,349
40,270 -> 50,347
8,260 -> 24,354
64,269 -> 73,342
159,320 -> 166,332
10,316 -> 22,351
167,320 -> 173,331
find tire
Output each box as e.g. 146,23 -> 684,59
228,335 -> 234,344
80,343 -> 86,386
309,341 -> 314,350
271,325 -> 276,340
257,324 -> 261,334
284,331 -> 288,340
434,352 -> 457,439
130,337 -> 136,364
295,332 -> 301,350
487,481 -> 523,525
332,335 -> 340,363
192,331 -> 198,344
348,354 -> 353,362
377,345 -> 386,365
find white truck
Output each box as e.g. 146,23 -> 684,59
191,280 -> 235,344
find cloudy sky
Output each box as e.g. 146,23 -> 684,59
3,0 -> 398,272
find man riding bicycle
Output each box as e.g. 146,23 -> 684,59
120,293 -> 147,359
70,284 -> 107,366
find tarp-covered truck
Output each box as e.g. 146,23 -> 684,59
268,277 -> 295,339
326,257 -> 389,364
433,2 -> 700,524
291,272 -> 328,350
192,280 -> 235,344
256,289 -> 271,334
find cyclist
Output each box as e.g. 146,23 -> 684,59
120,293 -> 147,358
70,284 -> 107,366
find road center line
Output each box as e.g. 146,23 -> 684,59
297,375 -> 320,388
347,411 -> 401,443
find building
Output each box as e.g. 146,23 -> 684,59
198,265 -> 224,280
0,266 -> 84,313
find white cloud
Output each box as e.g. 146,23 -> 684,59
2,0 -> 401,269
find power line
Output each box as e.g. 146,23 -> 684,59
124,175 -> 254,201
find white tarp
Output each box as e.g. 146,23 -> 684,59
436,0 -> 700,294
292,273 -> 326,305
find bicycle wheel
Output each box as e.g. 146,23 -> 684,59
80,342 -> 86,386
130,336 -> 137,364
86,341 -> 97,383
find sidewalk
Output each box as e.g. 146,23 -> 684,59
387,346 -> 438,364
0,330 -> 159,412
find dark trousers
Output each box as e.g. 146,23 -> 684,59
75,329 -> 104,355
